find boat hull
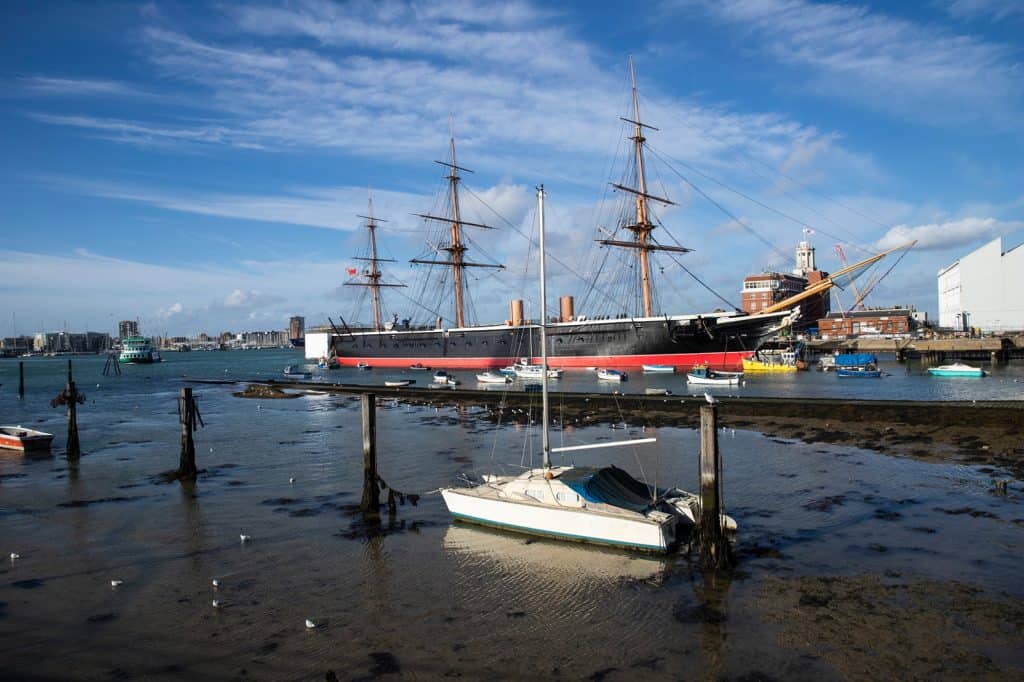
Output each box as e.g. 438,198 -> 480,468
0,428 -> 54,452
441,489 -> 674,553
327,313 -> 789,371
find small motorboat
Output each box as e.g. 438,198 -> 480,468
836,365 -> 882,378
597,368 -> 626,381
928,363 -> 986,378
642,364 -> 675,373
432,371 -> 460,385
409,363 -> 430,371
384,379 -> 414,387
686,365 -> 740,386
476,371 -> 511,384
428,382 -> 454,390
498,365 -> 517,376
283,365 -> 313,378
356,362 -> 372,371
645,387 -> 672,396
0,426 -> 55,452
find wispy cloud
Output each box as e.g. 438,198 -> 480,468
677,0 -> 1024,128
938,0 -> 1024,22
16,76 -> 150,98
875,216 -> 1024,251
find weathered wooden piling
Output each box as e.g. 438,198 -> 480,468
49,360 -> 83,459
177,387 -> 198,479
360,393 -> 380,512
18,360 -> 24,397
699,403 -> 730,569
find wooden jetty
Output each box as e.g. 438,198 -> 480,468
807,335 -> 1024,362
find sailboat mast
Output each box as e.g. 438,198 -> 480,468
366,196 -> 383,331
538,185 -> 551,469
629,57 -> 655,318
447,131 -> 468,328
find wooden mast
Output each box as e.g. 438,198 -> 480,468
630,57 -> 655,318
447,126 -> 468,328
345,194 -> 405,331
409,120 -> 505,327
597,58 -> 686,317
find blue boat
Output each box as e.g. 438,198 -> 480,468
837,365 -> 881,378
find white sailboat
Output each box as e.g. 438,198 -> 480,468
440,186 -> 729,553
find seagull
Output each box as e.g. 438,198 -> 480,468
305,618 -> 317,629
211,578 -> 220,588
212,599 -> 223,608
704,392 -> 718,405
239,534 -> 251,543
110,579 -> 124,587
289,477 -> 296,484
10,552 -> 20,561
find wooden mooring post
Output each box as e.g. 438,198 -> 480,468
360,393 -> 380,512
176,387 -> 202,479
699,402 -> 731,569
19,361 -> 25,397
49,360 -> 84,459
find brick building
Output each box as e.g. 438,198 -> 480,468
741,240 -> 830,327
817,307 -> 916,338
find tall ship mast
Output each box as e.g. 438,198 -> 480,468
410,125 -> 504,328
343,195 -> 405,331
599,57 -> 693,317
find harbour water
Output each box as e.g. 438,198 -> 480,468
2,351 -> 1023,679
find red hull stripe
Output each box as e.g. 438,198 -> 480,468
336,351 -> 754,371
0,435 -> 26,451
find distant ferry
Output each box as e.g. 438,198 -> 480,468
119,336 -> 161,364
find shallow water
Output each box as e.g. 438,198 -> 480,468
1,351 -> 1023,679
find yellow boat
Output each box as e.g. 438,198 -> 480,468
742,355 -> 797,373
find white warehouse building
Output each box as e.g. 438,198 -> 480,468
937,237 -> 1024,332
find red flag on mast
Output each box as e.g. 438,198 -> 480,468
346,267 -> 357,276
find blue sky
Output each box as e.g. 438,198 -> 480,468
2,0 -> 1022,336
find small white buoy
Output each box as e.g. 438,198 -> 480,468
211,578 -> 219,588
257,404 -> 262,410
10,552 -> 20,561
289,477 -> 296,483
96,383 -> 101,388
110,579 -> 124,587
305,618 -> 317,629
239,534 -> 251,543
212,599 -> 222,608
209,447 -> 214,452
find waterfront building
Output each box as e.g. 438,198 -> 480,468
938,237 -> 1024,332
817,306 -> 917,338
118,319 -> 140,339
742,240 -> 830,326
289,315 -> 305,348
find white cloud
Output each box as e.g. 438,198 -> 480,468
678,0 -> 1024,128
874,216 -> 1024,251
939,0 -> 1024,22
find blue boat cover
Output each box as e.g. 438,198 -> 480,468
834,353 -> 877,367
561,466 -> 653,512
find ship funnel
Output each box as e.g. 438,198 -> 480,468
510,299 -> 524,326
559,296 -> 574,322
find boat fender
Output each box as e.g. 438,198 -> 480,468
544,470 -> 554,480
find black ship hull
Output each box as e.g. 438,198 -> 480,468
326,311 -> 792,370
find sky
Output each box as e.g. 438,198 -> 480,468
1,0 -> 1022,337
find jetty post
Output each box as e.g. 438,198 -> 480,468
699,402 -> 730,569
18,361 -> 24,397
177,387 -> 199,479
360,393 -> 380,512
49,360 -> 83,459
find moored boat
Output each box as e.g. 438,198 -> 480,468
514,361 -> 563,379
384,378 -> 413,387
476,371 -> 511,384
836,365 -> 882,378
409,363 -> 430,371
356,361 -> 372,371
928,363 -> 986,378
432,370 -> 460,385
597,368 -> 626,381
686,365 -> 740,386
642,364 -> 675,373
0,426 -> 54,452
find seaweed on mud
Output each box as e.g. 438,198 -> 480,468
803,495 -> 846,512
935,507 -> 1000,519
